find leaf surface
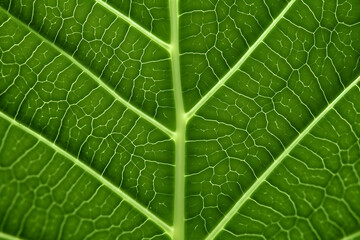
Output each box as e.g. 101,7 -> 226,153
0,0 -> 360,239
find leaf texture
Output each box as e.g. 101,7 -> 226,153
0,0 -> 360,239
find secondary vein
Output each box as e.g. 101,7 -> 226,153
0,232 -> 23,240
185,0 -> 297,120
0,110 -> 174,236
205,75 -> 360,240
341,229 -> 360,240
95,0 -> 171,52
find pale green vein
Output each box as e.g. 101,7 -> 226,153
95,0 -> 171,52
0,8 -> 175,139
170,0 -> 186,240
185,0 -> 297,120
342,230 -> 360,240
0,232 -> 22,240
205,75 -> 360,240
0,111 -> 173,236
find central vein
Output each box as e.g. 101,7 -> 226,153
170,0 -> 186,239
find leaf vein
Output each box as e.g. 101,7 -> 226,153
170,0 -> 186,239
205,75 -> 360,240
0,7 -> 175,139
0,110 -> 174,236
185,0 -> 297,120
342,230 -> 360,240
95,0 -> 171,52
0,231 -> 23,240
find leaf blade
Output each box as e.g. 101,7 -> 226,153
94,0 -> 170,52
206,75 -> 360,240
186,0 -> 297,119
0,110 -> 173,235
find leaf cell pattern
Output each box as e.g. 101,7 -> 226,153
0,0 -> 359,240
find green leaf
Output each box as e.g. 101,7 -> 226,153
0,0 -> 360,239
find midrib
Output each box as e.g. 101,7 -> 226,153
171,0 -> 298,238
170,0 -> 186,240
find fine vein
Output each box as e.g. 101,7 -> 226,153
342,230 -> 360,240
170,0 -> 186,240
95,0 -> 171,52
0,8 -> 175,139
185,0 -> 297,119
206,75 -> 360,240
0,232 -> 22,240
0,111 -> 173,236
